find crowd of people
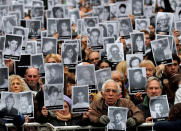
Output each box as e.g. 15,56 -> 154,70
1,0 -> 181,131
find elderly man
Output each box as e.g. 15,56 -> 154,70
88,51 -> 100,67
84,79 -> 144,129
137,77 -> 163,122
24,67 -> 42,93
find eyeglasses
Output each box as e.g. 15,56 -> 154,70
89,57 -> 99,62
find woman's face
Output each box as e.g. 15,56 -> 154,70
61,22 -> 68,31
57,101 -> 70,115
11,79 -> 22,93
67,48 -> 73,58
136,36 -> 144,51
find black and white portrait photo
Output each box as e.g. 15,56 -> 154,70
61,43 -> 78,65
0,5 -> 9,17
76,64 -> 96,86
87,27 -> 103,48
44,84 -> 64,110
128,67 -> 146,94
149,95 -> 169,119
3,15 -> 17,34
12,4 -> 24,19
36,41 -> 42,54
42,37 -> 57,56
52,6 -> 64,18
135,19 -> 150,31
3,34 -> 23,60
130,32 -> 146,54
31,54 -> 45,74
31,6 -> 44,18
0,51 -> 4,67
68,8 -> 80,25
175,21 -> 181,35
95,68 -> 112,91
72,85 -> 89,113
19,92 -> 34,117
106,21 -> 119,39
45,63 -> 64,85
84,17 -> 99,27
117,1 -> 129,17
0,67 -> 8,91
93,6 -> 104,22
175,7 -> 181,21
47,18 -> 57,37
57,18 -> 72,39
46,10 -> 54,18
32,0 -> 44,6
151,38 -> 173,65
24,41 -> 37,55
0,36 -> 5,51
26,20 -> 41,39
12,26 -> 26,41
41,30 -> 47,38
0,92 -> 19,117
156,34 -> 177,56
126,54 -> 143,68
106,43 -> 124,63
9,11 -> 21,26
132,0 -> 144,17
107,107 -> 128,131
119,18 -> 133,37
156,12 -> 173,35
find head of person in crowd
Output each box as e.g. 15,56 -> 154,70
119,4 -> 126,14
168,73 -> 181,104
55,95 -> 72,121
45,53 -> 60,63
62,44 -> 77,64
116,61 -> 127,83
164,54 -> 180,78
101,79 -> 121,106
24,67 -> 40,91
168,103 -> 181,121
145,77 -> 163,98
139,60 -> 155,79
140,30 -> 151,48
97,59 -> 111,69
174,37 -> 180,56
112,71 -> 130,99
9,75 -> 29,93
129,56 -> 141,68
88,51 -> 100,66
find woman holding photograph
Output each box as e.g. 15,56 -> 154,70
62,45 -> 77,64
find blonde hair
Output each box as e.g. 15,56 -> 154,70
9,75 -> 30,92
116,61 -> 127,81
139,60 -> 156,73
45,53 -> 60,63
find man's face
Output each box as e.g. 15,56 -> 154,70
6,97 -> 14,109
146,80 -> 162,98
133,71 -> 142,82
89,52 -> 100,65
24,68 -> 40,88
165,60 -> 179,77
9,40 -> 18,51
115,113 -> 122,123
20,96 -> 28,110
77,92 -> 85,102
102,81 -> 119,106
90,31 -> 99,44
155,103 -> 163,114
111,47 -> 119,56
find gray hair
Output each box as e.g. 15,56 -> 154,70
102,79 -> 121,95
111,70 -> 124,81
145,76 -> 163,89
